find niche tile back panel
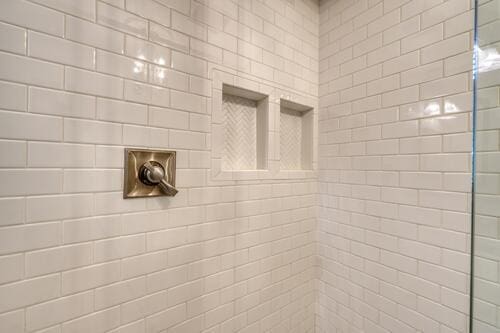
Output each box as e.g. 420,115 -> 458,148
280,108 -> 302,170
279,99 -> 313,170
222,94 -> 257,170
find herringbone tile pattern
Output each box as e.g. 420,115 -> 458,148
222,94 -> 257,170
280,108 -> 302,170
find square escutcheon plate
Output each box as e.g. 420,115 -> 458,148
123,148 -> 176,199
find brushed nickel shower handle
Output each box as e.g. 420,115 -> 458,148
158,178 -> 178,196
143,161 -> 164,183
140,161 -> 178,196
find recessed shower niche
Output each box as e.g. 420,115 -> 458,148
211,70 -> 317,180
280,99 -> 313,170
220,85 -> 268,171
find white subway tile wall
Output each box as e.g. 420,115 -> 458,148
471,0 -> 500,330
318,0 -> 472,332
0,0 -> 319,332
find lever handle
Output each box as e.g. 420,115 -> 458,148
140,161 -> 178,196
158,179 -> 178,196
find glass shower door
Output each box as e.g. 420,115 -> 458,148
471,0 -> 500,331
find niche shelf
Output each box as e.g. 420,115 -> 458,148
220,84 -> 268,171
279,99 -> 313,170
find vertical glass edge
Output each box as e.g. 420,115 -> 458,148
469,0 -> 479,331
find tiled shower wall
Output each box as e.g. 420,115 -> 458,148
0,0 -> 319,332
472,0 -> 500,330
317,0 -> 473,332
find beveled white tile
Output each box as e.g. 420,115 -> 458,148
171,11 -> 207,40
444,51 -> 473,76
125,35 -> 171,66
94,192 -> 147,215
63,169 -> 122,193
27,194 -> 93,223
399,99 -> 442,120
64,118 -> 122,145
97,2 -> 148,38
149,106 -> 189,129
65,67 -> 123,99
401,24 -> 443,53
61,262 -> 121,295
62,215 -> 122,244
171,90 -> 206,113
0,309 -> 24,333
97,98 -> 147,125
0,140 -> 26,167
0,22 -> 25,55
0,81 -> 27,111
66,16 -> 124,54
0,0 -> 64,36
0,254 -> 23,285
0,111 -> 62,141
190,113 -> 210,132
28,142 -> 95,168
126,0 -> 170,26
382,85 -> 419,107
420,74 -> 468,100
169,130 -> 206,149
0,52 -> 63,89
149,22 -> 189,53
171,51 -> 207,77
401,61 -> 443,87
151,85 -> 170,108
208,28 -> 238,53
101,0 -> 124,7
94,235 -> 145,263
421,0 -> 469,29
96,50 -> 147,82
421,33 -> 470,64
190,38 -> 223,63
445,11 -> 473,38
26,291 -> 94,331
124,80 -> 170,108
30,0 -> 95,21
191,2 -> 223,29
29,87 -> 95,119
383,16 -> 419,44
382,50 -> 419,76
419,113 -> 469,135
25,244 -> 92,278
0,198 -> 25,227
0,223 -> 61,256
95,278 -> 146,313
155,0 -> 190,15
149,65 -> 189,90
95,146 -> 124,168
0,274 -> 60,313
122,124 -> 151,147
61,306 -> 121,332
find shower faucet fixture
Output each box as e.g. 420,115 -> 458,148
139,161 -> 178,196
123,148 -> 178,198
